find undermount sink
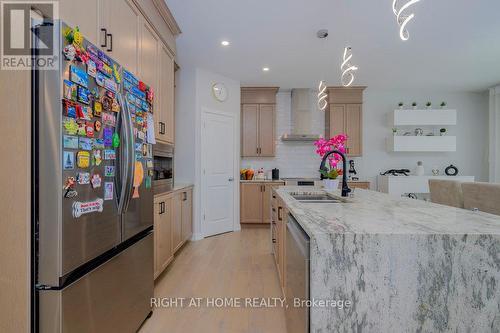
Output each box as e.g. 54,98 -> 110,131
290,192 -> 346,203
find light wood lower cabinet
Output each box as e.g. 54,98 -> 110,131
154,193 -> 173,279
154,187 -> 193,279
240,182 -> 284,224
271,190 -> 287,291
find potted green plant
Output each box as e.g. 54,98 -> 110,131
440,101 -> 447,109
398,102 -> 404,109
426,101 -> 432,109
412,102 -> 417,109
319,168 -> 342,190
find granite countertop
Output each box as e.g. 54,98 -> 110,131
276,186 -> 500,236
240,179 -> 284,183
276,186 -> 500,332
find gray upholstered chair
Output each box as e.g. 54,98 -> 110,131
461,182 -> 500,216
428,179 -> 464,208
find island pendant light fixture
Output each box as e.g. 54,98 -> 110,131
392,0 -> 421,41
341,47 -> 358,87
316,29 -> 329,111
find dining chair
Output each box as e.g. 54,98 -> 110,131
461,182 -> 500,216
428,179 -> 464,208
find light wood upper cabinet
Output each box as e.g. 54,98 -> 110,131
154,194 -> 173,279
157,43 -> 175,144
258,105 -> 276,157
181,189 -> 193,242
60,0 -> 100,45
241,104 -> 259,156
241,87 -> 278,157
172,192 -> 183,252
139,18 -> 159,88
326,87 -> 365,157
100,0 -> 140,74
240,183 -> 263,223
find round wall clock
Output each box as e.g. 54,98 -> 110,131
212,83 -> 228,102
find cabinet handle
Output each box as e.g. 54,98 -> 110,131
278,207 -> 282,221
159,202 -> 163,214
346,147 -> 350,154
272,238 -> 276,243
159,122 -> 165,134
100,28 -> 107,48
106,33 -> 113,52
183,192 -> 187,201
256,147 -> 259,154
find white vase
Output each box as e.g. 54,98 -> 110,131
323,179 -> 340,190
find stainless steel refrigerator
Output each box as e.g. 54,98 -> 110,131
33,21 -> 154,332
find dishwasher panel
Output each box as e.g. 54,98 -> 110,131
285,214 -> 310,333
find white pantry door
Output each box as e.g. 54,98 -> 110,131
201,110 -> 235,237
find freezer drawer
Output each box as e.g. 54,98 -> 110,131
39,233 -> 153,333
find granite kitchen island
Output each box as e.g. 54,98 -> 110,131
275,187 -> 500,332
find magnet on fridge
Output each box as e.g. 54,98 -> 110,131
137,131 -> 145,141
70,65 -> 88,88
142,144 -> 148,157
91,87 -> 99,99
93,138 -> 104,149
146,160 -> 153,168
64,118 -> 79,135
111,99 -> 120,112
102,96 -> 111,112
77,172 -> 90,185
87,44 -> 98,57
78,137 -> 92,150
145,176 -> 151,189
104,182 -> 114,200
77,86 -> 91,105
85,122 -> 94,138
105,166 -> 115,177
64,102 -> 77,119
96,72 -> 105,87
63,151 -> 75,170
77,151 -> 90,168
77,122 -> 87,136
91,173 -> 102,188
93,101 -> 102,117
112,63 -> 121,83
100,63 -> 113,77
147,169 -> 154,177
63,44 -> 76,61
132,161 -> 144,198
102,113 -> 116,126
94,120 -> 102,132
146,88 -> 154,104
123,69 -> 138,85
104,78 -> 117,93
106,90 -> 115,99
138,81 -> 146,92
93,149 -> 102,166
87,59 -> 97,77
103,149 -> 116,160
123,80 -> 133,92
135,143 -> 142,152
63,176 -> 77,198
63,80 -> 77,100
103,127 -> 113,146
112,133 -> 120,148
63,135 -> 79,149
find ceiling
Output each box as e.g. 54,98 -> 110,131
166,0 -> 500,92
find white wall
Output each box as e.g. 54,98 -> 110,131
242,89 -> 490,188
175,67 -> 240,240
489,86 -> 500,182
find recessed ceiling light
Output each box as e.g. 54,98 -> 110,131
221,40 -> 230,46
262,67 -> 270,72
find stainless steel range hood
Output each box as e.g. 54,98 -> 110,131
281,89 -> 322,142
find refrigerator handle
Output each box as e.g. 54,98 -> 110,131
117,93 -> 135,213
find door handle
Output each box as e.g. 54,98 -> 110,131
100,28 -> 107,48
106,33 -> 113,52
278,207 -> 282,221
228,177 -> 234,182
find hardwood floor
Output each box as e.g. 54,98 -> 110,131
139,227 -> 287,333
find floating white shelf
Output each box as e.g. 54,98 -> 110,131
392,109 -> 457,126
388,135 -> 456,152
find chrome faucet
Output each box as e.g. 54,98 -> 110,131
319,150 -> 351,197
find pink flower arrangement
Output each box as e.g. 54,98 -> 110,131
314,134 -> 348,169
